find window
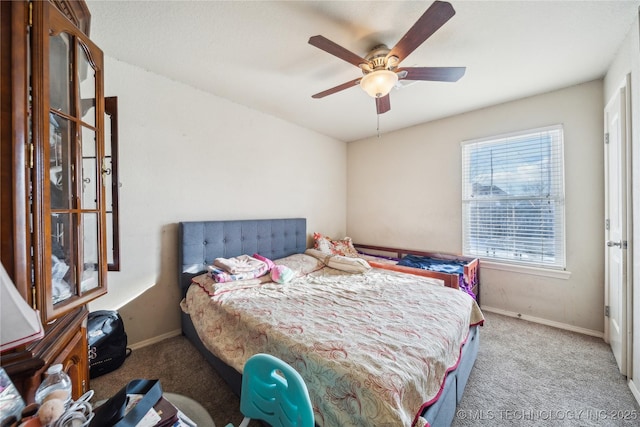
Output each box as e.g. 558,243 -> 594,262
462,125 -> 565,269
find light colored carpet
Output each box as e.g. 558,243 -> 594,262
90,312 -> 639,426
453,312 -> 639,426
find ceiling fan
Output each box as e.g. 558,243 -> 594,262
308,0 -> 465,115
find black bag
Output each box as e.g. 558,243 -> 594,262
87,310 -> 131,378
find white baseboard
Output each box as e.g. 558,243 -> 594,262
481,306 -> 604,339
629,380 -> 640,406
128,329 -> 182,351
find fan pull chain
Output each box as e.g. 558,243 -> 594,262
377,114 -> 380,138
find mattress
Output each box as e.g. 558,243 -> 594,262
181,253 -> 484,427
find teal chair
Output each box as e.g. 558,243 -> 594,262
225,353 -> 314,427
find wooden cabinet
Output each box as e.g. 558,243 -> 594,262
48,310 -> 90,401
0,0 -> 106,403
2,308 -> 89,403
33,0 -> 108,322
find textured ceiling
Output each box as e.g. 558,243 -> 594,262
86,0 -> 640,142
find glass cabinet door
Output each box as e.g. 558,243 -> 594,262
33,2 -> 107,321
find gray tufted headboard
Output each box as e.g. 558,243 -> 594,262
178,218 -> 307,296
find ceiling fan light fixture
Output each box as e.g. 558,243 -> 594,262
360,69 -> 398,98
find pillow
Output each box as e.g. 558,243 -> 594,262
304,248 -> 332,264
271,265 -> 295,284
327,256 -> 371,273
313,232 -> 359,258
313,232 -> 334,254
274,253 -> 324,277
305,249 -> 371,273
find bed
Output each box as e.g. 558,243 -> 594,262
353,244 -> 480,305
178,218 -> 483,427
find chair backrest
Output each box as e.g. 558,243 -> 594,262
240,353 -> 314,427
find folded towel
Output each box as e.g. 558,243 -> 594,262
252,253 -> 275,271
208,264 -> 269,283
213,255 -> 266,274
190,273 -> 268,296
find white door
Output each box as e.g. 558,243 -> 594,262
604,82 -> 628,375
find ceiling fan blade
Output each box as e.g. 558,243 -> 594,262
398,66 -> 465,82
309,35 -> 367,67
312,78 -> 361,99
376,95 -> 391,114
388,1 -> 456,63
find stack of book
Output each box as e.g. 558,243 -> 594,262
127,394 -> 197,427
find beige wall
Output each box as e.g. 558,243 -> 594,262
88,57 -> 347,346
347,80 -> 605,335
88,28 -> 633,349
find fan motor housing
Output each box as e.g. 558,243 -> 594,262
361,44 -> 398,73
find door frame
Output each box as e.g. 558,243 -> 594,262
604,73 -> 633,377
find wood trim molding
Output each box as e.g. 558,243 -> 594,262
0,1 -> 31,299
50,0 -> 91,36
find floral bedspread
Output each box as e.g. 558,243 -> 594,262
181,265 -> 484,427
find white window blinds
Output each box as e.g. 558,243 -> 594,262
462,125 -> 565,269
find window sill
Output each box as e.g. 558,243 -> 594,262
480,260 -> 572,280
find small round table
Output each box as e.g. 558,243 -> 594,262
163,393 -> 216,427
